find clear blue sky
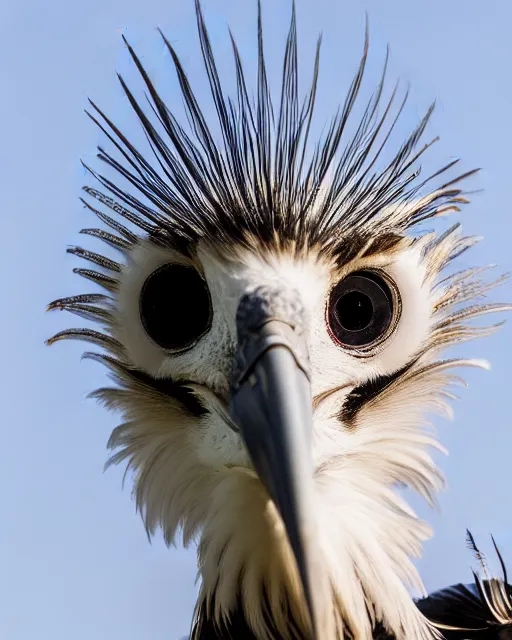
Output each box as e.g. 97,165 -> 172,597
1,0 -> 511,638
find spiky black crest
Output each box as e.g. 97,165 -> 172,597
80,0 -> 476,266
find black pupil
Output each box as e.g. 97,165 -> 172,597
140,264 -> 212,350
335,290 -> 373,332
328,271 -> 395,348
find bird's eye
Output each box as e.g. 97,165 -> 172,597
327,270 -> 399,350
140,264 -> 212,351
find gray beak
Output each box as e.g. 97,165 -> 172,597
229,289 -> 321,638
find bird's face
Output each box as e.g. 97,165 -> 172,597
95,228 -> 459,639
114,234 -> 432,471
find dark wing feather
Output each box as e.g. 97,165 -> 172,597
415,533 -> 512,639
417,582 -> 512,638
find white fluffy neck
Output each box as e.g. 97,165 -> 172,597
195,466 -> 440,640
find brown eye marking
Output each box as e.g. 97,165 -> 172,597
340,362 -> 414,425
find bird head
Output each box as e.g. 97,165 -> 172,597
47,2 -> 510,639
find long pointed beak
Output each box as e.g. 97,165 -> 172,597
229,293 -> 321,638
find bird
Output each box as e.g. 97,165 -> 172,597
46,1 -> 512,638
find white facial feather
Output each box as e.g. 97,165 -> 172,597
102,235 -> 458,640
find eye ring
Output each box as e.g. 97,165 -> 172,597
139,263 -> 213,353
326,269 -> 401,355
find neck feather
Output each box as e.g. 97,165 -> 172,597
192,469 -> 440,640
191,595 -> 401,639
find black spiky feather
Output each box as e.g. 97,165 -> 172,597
79,0 -> 476,264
